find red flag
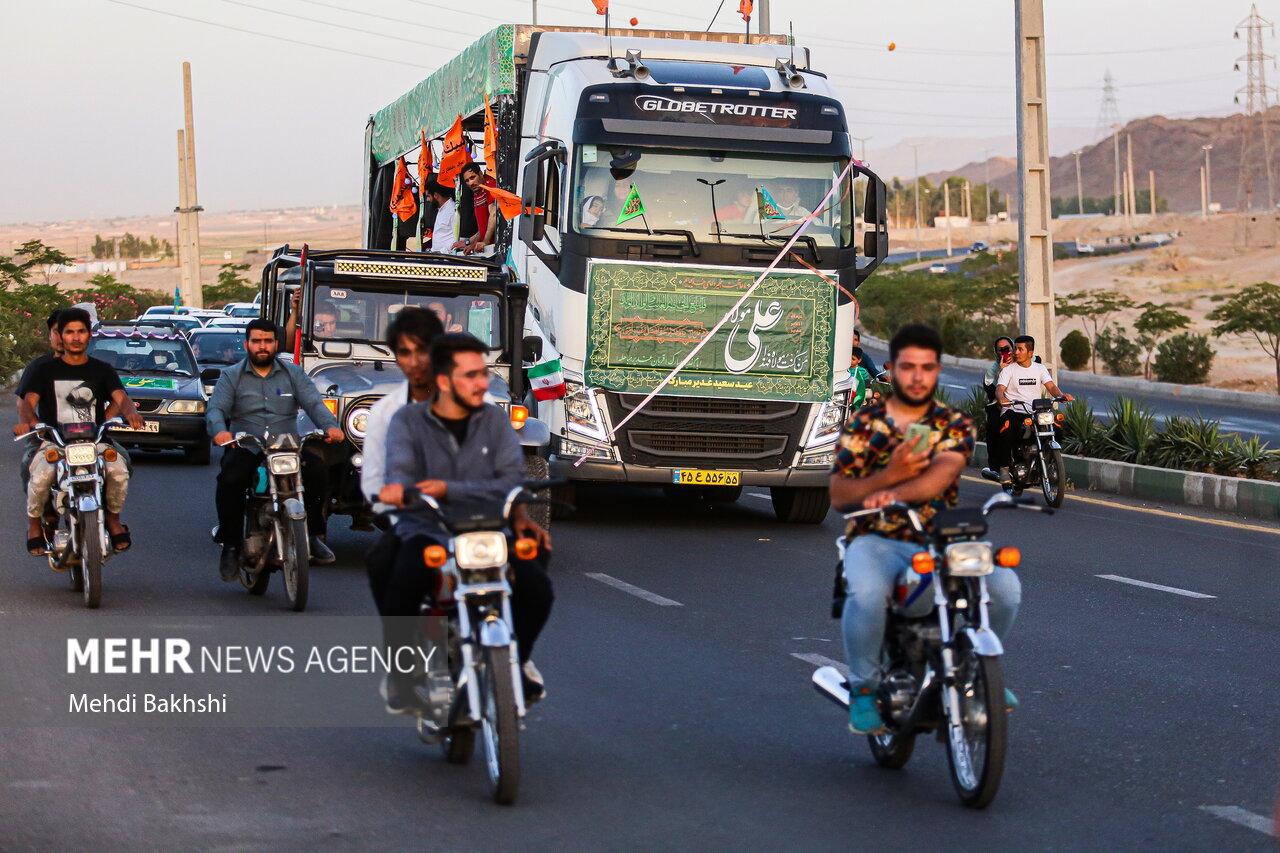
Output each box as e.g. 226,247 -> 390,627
487,185 -> 542,221
437,115 -> 467,188
483,95 -> 498,169
738,0 -> 752,22
389,156 -> 418,222
417,130 -> 433,192
592,0 -> 608,14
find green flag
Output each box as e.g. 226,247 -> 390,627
757,186 -> 786,220
616,184 -> 646,225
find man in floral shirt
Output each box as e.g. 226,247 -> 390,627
829,324 -> 1022,734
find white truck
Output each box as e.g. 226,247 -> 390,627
361,25 -> 889,522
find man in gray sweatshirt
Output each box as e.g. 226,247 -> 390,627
378,333 -> 553,714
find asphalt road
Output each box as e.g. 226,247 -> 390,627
1,423 -> 1277,850
864,345 -> 1280,445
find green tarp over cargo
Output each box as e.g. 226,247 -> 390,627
370,25 -> 518,165
585,261 -> 836,402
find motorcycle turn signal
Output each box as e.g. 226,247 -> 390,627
513,537 -> 538,560
423,545 -> 448,568
995,547 -> 1021,568
911,552 -> 935,574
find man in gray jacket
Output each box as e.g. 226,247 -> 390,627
378,333 -> 553,714
207,319 -> 344,581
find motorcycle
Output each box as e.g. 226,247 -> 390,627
14,418 -> 126,608
387,479 -> 560,806
982,397 -> 1068,507
813,492 -> 1050,808
224,430 -> 326,612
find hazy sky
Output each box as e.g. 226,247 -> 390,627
0,0 -> 1252,223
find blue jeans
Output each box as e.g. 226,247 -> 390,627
841,535 -> 1022,687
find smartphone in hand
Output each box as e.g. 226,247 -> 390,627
903,422 -> 933,454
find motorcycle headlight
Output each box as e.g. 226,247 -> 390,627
1035,411 -> 1054,426
267,453 -> 300,475
165,399 -> 206,414
563,378 -> 606,440
454,531 -> 508,570
65,443 -> 98,467
807,389 -> 850,447
344,406 -> 370,441
945,542 -> 994,576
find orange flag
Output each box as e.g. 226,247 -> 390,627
483,95 -> 498,169
592,0 -> 607,14
417,130 -> 433,191
738,0 -> 752,22
437,115 -> 468,188
487,185 -> 542,221
389,156 -> 418,222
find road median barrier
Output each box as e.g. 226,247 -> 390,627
969,441 -> 1280,521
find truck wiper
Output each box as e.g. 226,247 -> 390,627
588,226 -> 700,257
717,231 -> 823,264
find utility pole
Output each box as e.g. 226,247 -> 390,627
1148,169 -> 1156,216
758,0 -> 770,34
1111,130 -> 1122,217
1200,165 -> 1208,219
1202,144 -> 1213,213
176,62 -> 205,308
176,130 -> 191,297
1015,0 -> 1057,370
943,182 -> 952,256
910,142 -> 924,260
983,146 -> 994,242
1234,4 -> 1277,224
1072,149 -> 1084,215
1096,69 -> 1123,219
1125,134 -> 1136,227
963,179 -> 972,222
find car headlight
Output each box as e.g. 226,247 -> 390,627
1035,411 -> 1054,426
165,399 -> 206,414
563,378 -> 606,440
454,531 -> 508,570
345,406 -> 370,441
945,542 -> 994,576
267,453 -> 300,475
65,443 -> 98,467
807,388 -> 850,447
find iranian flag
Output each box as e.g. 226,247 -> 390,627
528,357 -> 566,401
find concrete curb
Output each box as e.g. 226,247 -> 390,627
969,441 -> 1279,521
862,333 -> 1280,412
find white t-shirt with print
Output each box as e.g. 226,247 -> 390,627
997,361 -> 1053,408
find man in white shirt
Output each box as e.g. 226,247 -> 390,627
426,181 -> 458,254
362,307 -> 444,600
992,335 -> 1074,487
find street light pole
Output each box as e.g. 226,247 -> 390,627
1073,149 -> 1084,215
1202,144 -> 1213,214
911,142 -> 924,260
983,146 -> 994,242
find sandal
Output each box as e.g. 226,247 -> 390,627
27,536 -> 48,557
110,526 -> 132,552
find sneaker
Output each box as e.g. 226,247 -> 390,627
847,682 -> 885,735
521,660 -> 546,704
383,678 -> 428,716
1003,688 -> 1019,712
309,536 -> 335,565
980,467 -> 1001,483
219,546 -> 241,582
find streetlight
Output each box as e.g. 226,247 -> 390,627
1072,149 -> 1084,215
911,142 -> 924,260
983,146 -> 994,242
1202,144 -> 1213,214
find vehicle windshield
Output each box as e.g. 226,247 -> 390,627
310,285 -> 503,349
571,146 -> 853,247
228,306 -> 259,317
189,332 -> 247,365
88,336 -> 197,376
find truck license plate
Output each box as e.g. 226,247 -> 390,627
671,469 -> 740,486
118,421 -> 160,433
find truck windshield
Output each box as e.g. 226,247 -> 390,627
311,284 -> 502,349
572,146 -> 853,247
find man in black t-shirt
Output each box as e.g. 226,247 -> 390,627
17,309 -> 144,555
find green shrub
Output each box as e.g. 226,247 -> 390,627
1153,332 -> 1214,384
1222,434 -> 1279,480
1095,326 -> 1143,376
1059,330 -> 1091,370
1060,396 -> 1107,457
1149,415 -> 1227,473
955,385 -> 989,437
1102,396 -> 1156,464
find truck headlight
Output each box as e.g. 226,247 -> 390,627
454,531 -> 507,570
267,453 -> 300,475
806,389 -> 850,447
559,436 -> 614,461
564,378 -> 606,440
945,542 -> 994,576
165,399 -> 206,414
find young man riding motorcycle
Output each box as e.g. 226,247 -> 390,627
377,332 -> 553,715
17,308 -> 145,555
828,324 -> 1022,735
991,335 -> 1073,491
206,318 -> 345,581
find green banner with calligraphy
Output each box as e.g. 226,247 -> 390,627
585,262 -> 836,402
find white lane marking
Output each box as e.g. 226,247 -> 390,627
791,652 -> 850,677
1096,574 -> 1216,599
1198,805 -> 1276,837
946,383 -> 968,390
585,573 -> 682,607
746,493 -> 770,500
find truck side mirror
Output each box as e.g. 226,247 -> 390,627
522,335 -> 544,363
520,157 -> 547,243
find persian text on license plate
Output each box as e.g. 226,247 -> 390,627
671,469 -> 740,486
118,421 -> 160,433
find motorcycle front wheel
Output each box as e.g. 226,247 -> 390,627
868,729 -> 917,769
1040,448 -> 1066,508
280,517 -> 310,612
480,645 -> 521,805
79,510 -> 103,609
944,648 -> 1007,809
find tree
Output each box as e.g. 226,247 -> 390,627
1153,333 -> 1214,384
1208,282 -> 1280,393
1133,302 -> 1191,379
202,262 -> 257,307
1060,330 -> 1091,370
0,239 -> 72,289
1055,290 -> 1135,373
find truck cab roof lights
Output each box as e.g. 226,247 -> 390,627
775,59 -> 806,90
